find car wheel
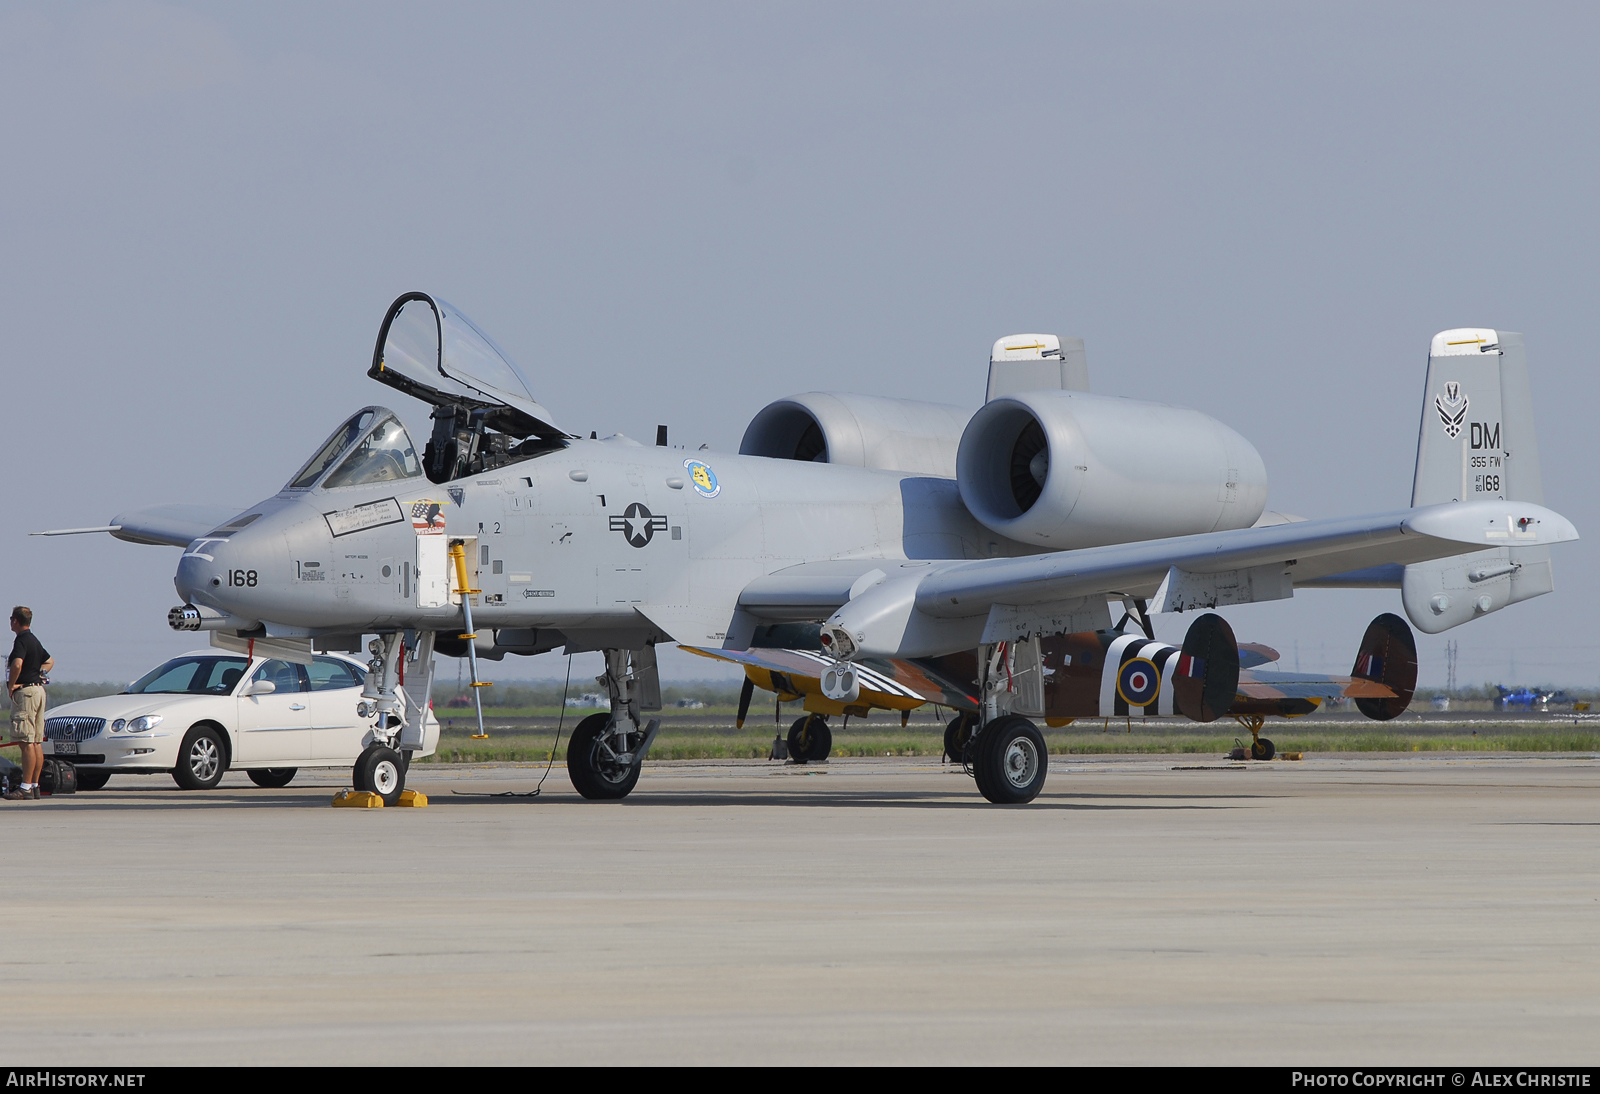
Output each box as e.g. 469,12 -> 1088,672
247,768 -> 298,789
172,726 -> 228,790
353,745 -> 405,806
75,770 -> 111,792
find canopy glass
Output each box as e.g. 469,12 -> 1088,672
369,293 -> 562,438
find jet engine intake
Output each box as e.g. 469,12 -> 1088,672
956,390 -> 1268,549
740,393 -> 972,477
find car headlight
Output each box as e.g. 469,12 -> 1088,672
126,715 -> 163,733
110,719 -> 127,733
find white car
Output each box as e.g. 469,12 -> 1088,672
41,650 -> 439,790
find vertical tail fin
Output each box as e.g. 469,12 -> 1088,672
986,334 -> 1089,402
1403,329 -> 1554,633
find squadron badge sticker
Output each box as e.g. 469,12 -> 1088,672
684,459 -> 720,498
1435,381 -> 1468,439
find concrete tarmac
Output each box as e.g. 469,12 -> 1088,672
5,754 -> 1599,1065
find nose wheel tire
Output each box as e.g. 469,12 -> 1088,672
248,768 -> 298,789
171,726 -> 228,790
972,715 -> 1048,804
567,713 -> 643,800
1250,737 -> 1276,761
353,745 -> 406,806
786,714 -> 832,763
943,713 -> 977,763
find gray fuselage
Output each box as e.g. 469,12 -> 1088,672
177,427 -> 1017,647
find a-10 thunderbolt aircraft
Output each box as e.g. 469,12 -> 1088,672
42,293 -> 1577,804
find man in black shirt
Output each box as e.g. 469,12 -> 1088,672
8,607 -> 53,801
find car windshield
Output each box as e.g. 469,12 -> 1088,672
322,416 -> 422,488
126,656 -> 252,695
286,410 -> 378,489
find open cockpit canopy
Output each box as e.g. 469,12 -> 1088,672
369,292 -> 568,483
370,293 -> 564,440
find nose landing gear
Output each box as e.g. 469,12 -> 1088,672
349,630 -> 433,804
353,743 -> 408,806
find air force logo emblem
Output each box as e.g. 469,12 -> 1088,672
1435,381 -> 1468,439
610,502 -> 669,548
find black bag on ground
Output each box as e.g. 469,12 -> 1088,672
40,758 -> 77,796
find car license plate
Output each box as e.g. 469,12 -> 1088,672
53,741 -> 77,756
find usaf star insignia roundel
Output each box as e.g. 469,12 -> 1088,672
610,502 -> 669,548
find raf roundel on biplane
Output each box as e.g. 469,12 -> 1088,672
38,304 -> 1578,804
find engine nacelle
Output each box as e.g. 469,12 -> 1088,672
956,390 -> 1268,549
740,392 -> 971,477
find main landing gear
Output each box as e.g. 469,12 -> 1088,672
566,647 -> 661,800
961,640 -> 1050,804
970,715 -> 1049,804
786,713 -> 832,763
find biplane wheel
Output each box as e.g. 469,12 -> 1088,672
973,715 -> 1048,805
1251,737 -> 1276,761
786,714 -> 832,763
567,713 -> 642,800
943,713 -> 977,763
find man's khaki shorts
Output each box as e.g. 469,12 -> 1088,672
10,685 -> 45,744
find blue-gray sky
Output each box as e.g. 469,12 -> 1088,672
4,1 -> 1596,687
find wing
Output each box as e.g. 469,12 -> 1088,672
682,646 -> 975,710
790,499 -> 1576,659
34,504 -> 246,548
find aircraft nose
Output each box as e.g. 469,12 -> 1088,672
175,535 -> 239,608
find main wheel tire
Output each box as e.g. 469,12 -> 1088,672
944,713 -> 978,763
972,715 -> 1048,804
248,768 -> 298,789
75,770 -> 111,792
353,745 -> 406,806
171,726 -> 228,790
567,713 -> 643,800
1251,737 -> 1276,761
786,714 -> 832,763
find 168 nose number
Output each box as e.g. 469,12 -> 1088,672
227,569 -> 258,587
